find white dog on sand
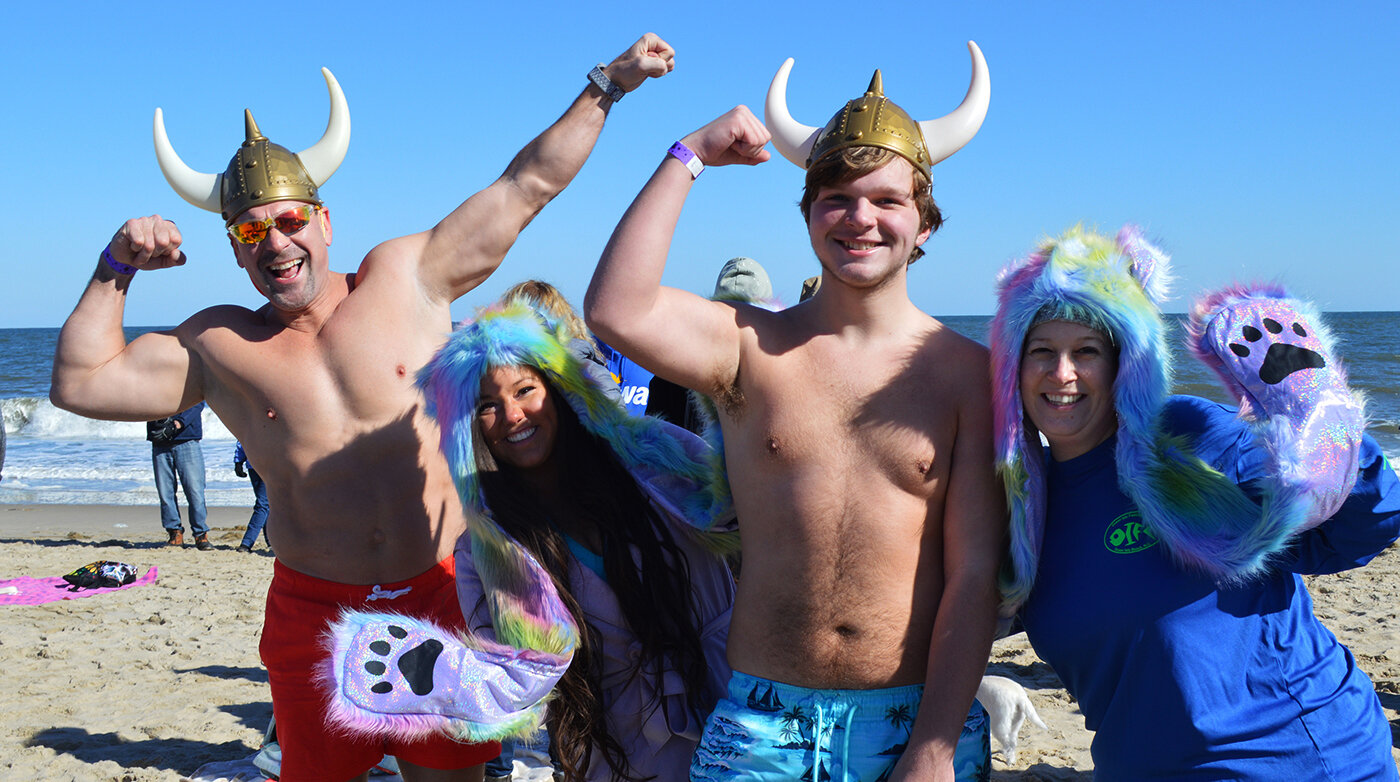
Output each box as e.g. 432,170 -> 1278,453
978,674 -> 1048,766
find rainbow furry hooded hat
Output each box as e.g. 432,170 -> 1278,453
320,304 -> 736,745
991,226 -> 1312,616
419,302 -> 736,551
419,301 -> 735,675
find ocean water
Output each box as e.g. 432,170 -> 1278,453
0,327 -> 251,506
2,315 -> 1398,506
940,311 -> 1400,465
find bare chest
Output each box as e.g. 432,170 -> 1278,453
194,308 -> 449,450
725,348 -> 956,498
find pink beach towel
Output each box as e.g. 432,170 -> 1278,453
0,566 -> 159,606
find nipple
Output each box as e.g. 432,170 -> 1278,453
266,408 -> 277,421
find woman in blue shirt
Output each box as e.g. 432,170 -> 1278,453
988,225 -> 1399,780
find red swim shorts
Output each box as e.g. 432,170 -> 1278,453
260,557 -> 499,780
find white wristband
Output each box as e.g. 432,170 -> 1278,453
667,141 -> 704,179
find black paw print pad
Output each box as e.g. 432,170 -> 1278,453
1226,318 -> 1325,385
363,623 -> 443,696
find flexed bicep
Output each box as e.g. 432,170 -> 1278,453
52,325 -> 200,422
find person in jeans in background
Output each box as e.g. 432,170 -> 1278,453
147,402 -> 209,549
233,441 -> 269,553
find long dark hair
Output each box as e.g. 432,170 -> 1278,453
474,375 -> 709,781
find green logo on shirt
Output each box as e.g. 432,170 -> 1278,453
1104,510 -> 1158,554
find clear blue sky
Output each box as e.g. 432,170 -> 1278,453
8,2 -> 1397,328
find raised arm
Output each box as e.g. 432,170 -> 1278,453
584,106 -> 771,395
403,34 -> 676,302
892,366 -> 1007,782
50,216 -> 202,421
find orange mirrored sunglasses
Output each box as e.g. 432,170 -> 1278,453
227,204 -> 323,245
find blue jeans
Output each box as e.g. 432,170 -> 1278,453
484,738 -> 514,777
153,440 -> 208,537
486,731 -> 555,777
240,465 -> 270,548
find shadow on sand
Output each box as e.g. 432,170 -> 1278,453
179,664 -> 269,685
986,659 -> 1066,691
220,700 -> 274,734
26,726 -> 257,776
990,765 -> 1094,781
1376,688 -> 1399,747
0,536 -> 179,550
0,535 -> 276,553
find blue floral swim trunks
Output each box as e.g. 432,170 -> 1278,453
690,670 -> 990,781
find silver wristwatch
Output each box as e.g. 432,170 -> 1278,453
588,65 -> 624,102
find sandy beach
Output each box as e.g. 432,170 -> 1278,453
1,503 -> 1397,781
1,505 -> 274,781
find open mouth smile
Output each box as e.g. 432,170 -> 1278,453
266,257 -> 304,279
505,426 -> 537,443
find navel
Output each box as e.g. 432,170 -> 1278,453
369,528 -> 387,546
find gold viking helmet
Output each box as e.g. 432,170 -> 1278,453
153,68 -> 351,225
765,42 -> 990,179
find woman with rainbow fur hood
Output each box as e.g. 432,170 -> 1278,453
990,225 -> 1400,779
321,302 -> 739,781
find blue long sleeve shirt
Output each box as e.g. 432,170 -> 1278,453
1021,395 -> 1400,781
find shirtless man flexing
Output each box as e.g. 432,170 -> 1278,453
50,35 -> 673,782
585,44 -> 1004,782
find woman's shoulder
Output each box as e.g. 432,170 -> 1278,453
1162,394 -> 1265,482
1162,394 -> 1241,433
1162,395 -> 1253,447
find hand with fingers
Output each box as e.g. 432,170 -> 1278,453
105,215 -> 187,275
680,106 -> 773,168
603,33 -> 676,94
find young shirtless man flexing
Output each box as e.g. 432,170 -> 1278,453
50,35 -> 674,782
585,44 -> 1005,782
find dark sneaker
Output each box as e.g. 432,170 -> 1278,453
236,544 -> 252,554
167,529 -> 184,546
195,535 -> 213,551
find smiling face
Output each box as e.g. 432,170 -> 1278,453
1020,320 -> 1120,461
228,200 -> 332,313
805,156 -> 933,289
476,365 -> 560,473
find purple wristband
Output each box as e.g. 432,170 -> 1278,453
102,247 -> 138,276
667,141 -> 704,179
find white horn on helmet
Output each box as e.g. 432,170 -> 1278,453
296,67 -> 351,186
920,41 -> 990,166
765,58 -> 821,168
153,108 -> 222,213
